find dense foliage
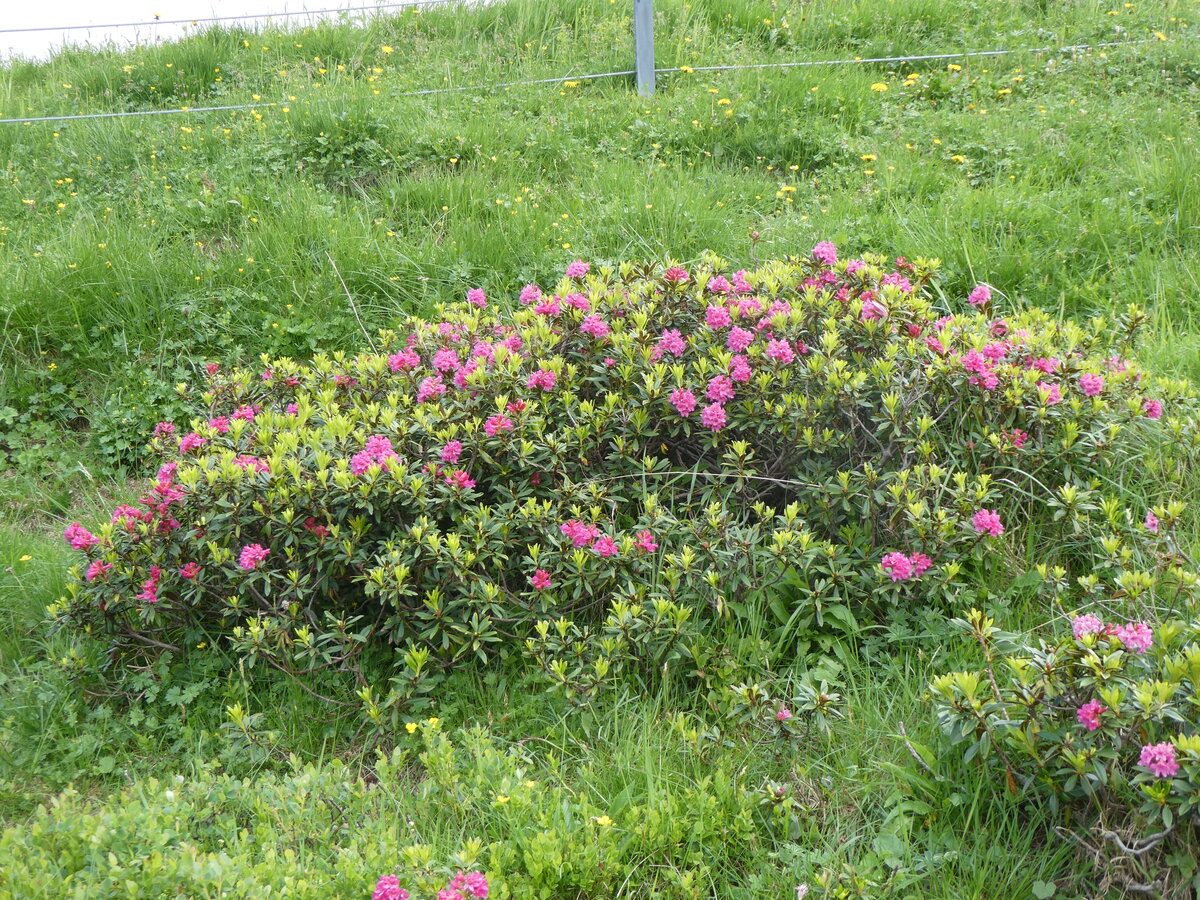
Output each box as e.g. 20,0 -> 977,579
55,249 -> 1183,730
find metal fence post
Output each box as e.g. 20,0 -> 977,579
633,0 -> 655,96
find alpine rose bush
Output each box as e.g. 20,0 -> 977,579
55,249 -> 1185,714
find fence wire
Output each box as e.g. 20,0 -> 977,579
0,0 -> 467,34
0,33 -> 1176,126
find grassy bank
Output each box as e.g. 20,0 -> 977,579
1,0 -> 1198,896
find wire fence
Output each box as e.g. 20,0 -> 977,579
0,0 -> 1182,127
0,0 -> 466,34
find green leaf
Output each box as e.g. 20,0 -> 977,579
1031,880 -> 1056,899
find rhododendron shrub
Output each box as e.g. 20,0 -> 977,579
55,250 -> 1183,713
930,498 -> 1200,892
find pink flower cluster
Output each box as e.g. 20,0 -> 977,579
352,435 -> 400,475
239,544 -> 270,571
136,565 -> 163,603
526,368 -> 557,391
972,509 -> 1004,537
1076,698 -> 1105,731
484,415 -> 514,436
1078,373 -> 1105,397
64,522 -> 99,550
880,552 -> 932,582
1070,615 -> 1154,653
372,871 -> 488,900
968,284 -> 991,307
1138,742 -> 1179,779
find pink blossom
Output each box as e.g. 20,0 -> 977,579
388,349 -> 421,372
729,355 -> 753,383
452,360 -> 477,389
776,707 -> 793,722
1116,622 -> 1153,654
861,298 -> 887,321
180,562 -> 201,579
565,292 -> 590,311
1139,742 -> 1179,779
1145,510 -> 1159,533
766,339 -> 795,365
700,403 -> 727,432
178,432 -> 207,454
664,267 -> 690,284
812,241 -> 838,266
530,569 -> 553,590
635,529 -> 659,553
565,260 -> 590,279
670,388 -> 697,417
466,288 -> 487,309
153,421 -> 176,437
1076,699 -> 1105,731
593,535 -> 619,557
925,336 -> 948,355
437,891 -> 462,900
445,470 -> 476,490
136,566 -> 162,603
233,455 -> 270,473
1029,357 -> 1060,374
85,559 -> 113,581
982,342 -> 1009,362
433,348 -> 460,372
881,273 -> 913,293
1006,429 -> 1028,450
350,451 -> 376,475
464,872 -> 489,898
1072,614 -> 1104,639
580,315 -> 610,338
232,404 -> 259,421
560,520 -> 599,547
968,284 -> 991,307
286,403 -> 299,415
1142,398 -> 1163,419
707,275 -> 733,294
208,416 -> 230,434
603,357 -> 616,367
972,509 -> 1004,537
519,284 -> 542,305
727,326 -> 754,352
910,553 -> 933,576
239,544 -> 270,571
1038,382 -> 1062,405
64,522 -> 99,550
707,375 -> 736,404
205,362 -> 220,376
534,296 -> 561,317
845,259 -> 866,275
1079,373 -> 1105,397
881,552 -> 914,582
417,375 -> 447,403
112,504 -> 145,525
656,329 -> 687,357
440,441 -> 463,464
526,369 -> 557,391
372,875 -> 410,900
302,517 -> 331,538
484,415 -> 514,436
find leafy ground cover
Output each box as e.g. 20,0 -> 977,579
1,0 -> 1199,897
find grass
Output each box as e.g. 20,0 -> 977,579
0,0 -> 1198,896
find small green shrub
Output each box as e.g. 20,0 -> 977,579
54,249 -> 1184,722
930,496 -> 1200,894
